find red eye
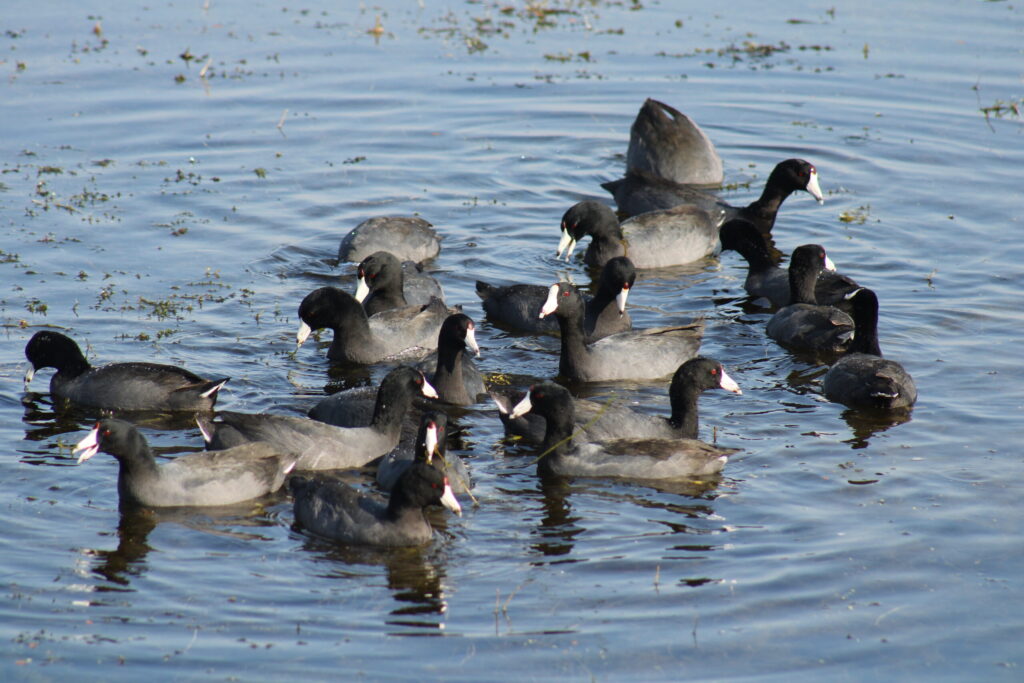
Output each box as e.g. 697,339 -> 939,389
710,368 -> 718,376
562,290 -> 569,297
103,429 -> 111,437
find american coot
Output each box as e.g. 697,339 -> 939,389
24,331 -> 228,412
603,159 -> 824,233
338,216 -> 441,264
766,244 -> 855,354
290,461 -> 462,547
509,383 -> 735,479
719,219 -> 859,308
475,256 -> 635,342
73,419 -> 295,507
622,99 -> 724,186
822,288 -> 918,410
556,201 -> 718,269
198,366 -> 438,470
417,314 -> 485,406
539,282 -> 704,382
376,410 -> 472,494
493,357 -> 741,444
353,251 -> 444,314
491,389 -> 547,445
296,287 -> 448,364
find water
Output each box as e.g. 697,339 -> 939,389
2,0 -> 1022,678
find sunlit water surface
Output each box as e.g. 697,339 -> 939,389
2,0 -> 1022,679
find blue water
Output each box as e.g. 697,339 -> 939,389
2,0 -> 1022,679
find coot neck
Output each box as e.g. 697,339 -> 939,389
554,303 -> 589,379
846,295 -> 883,357
667,382 -> 701,439
113,436 -> 160,502
788,261 -> 819,305
433,337 -> 466,402
538,408 -> 573,476
327,307 -> 374,361
59,346 -> 92,379
370,381 -> 414,437
739,172 -> 793,234
363,286 -> 407,316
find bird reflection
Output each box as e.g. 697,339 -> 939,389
294,530 -> 452,633
530,477 -> 583,560
85,497 -> 285,588
21,389 -> 215,443
88,505 -> 157,588
839,407 -> 913,449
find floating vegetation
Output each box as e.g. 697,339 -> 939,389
418,1 -> 596,55
543,51 -> 592,63
658,39 -> 834,72
980,98 -> 1021,121
839,205 -> 872,225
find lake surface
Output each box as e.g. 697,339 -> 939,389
2,0 -> 1022,679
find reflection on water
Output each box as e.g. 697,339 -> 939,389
87,506 -> 157,588
531,477 -> 582,560
295,533 -> 452,634
839,407 -> 914,450
84,501 -> 283,589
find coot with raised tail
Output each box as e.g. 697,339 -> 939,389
338,216 -> 441,264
